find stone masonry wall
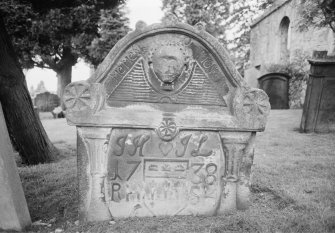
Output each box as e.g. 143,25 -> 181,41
245,0 -> 335,88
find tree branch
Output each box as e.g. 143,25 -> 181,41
33,61 -> 52,70
40,55 -> 59,71
321,0 -> 335,33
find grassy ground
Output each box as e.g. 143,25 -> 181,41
11,110 -> 335,233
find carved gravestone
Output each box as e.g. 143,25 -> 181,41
0,103 -> 31,231
63,18 -> 270,222
300,56 -> 335,133
258,73 -> 290,109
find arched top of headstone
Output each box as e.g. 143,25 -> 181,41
86,17 -> 247,108
90,17 -> 244,87
63,19 -> 270,131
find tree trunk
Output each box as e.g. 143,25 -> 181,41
0,15 -> 57,165
53,47 -> 76,109
56,64 -> 72,98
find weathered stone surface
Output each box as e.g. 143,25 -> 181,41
300,56 -> 335,133
258,73 -> 290,109
64,18 -> 270,221
0,103 -> 31,231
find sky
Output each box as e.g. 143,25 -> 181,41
26,0 -> 164,93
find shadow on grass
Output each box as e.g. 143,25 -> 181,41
251,183 -> 296,210
19,156 -> 78,233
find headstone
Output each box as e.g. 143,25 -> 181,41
258,72 -> 290,109
34,92 -> 60,112
63,18 -> 270,222
0,103 -> 31,231
300,53 -> 335,133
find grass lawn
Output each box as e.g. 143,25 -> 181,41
14,110 -> 335,233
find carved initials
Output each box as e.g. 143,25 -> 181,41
114,135 -> 127,156
128,135 -> 150,156
111,183 -> 121,202
191,135 -> 213,157
175,134 -> 192,157
110,160 -> 123,180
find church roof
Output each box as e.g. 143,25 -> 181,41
250,0 -> 291,28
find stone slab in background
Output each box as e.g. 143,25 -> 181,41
0,102 -> 31,231
300,54 -> 335,133
34,92 -> 60,112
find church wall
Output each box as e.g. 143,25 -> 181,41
245,0 -> 334,88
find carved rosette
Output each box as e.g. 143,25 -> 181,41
233,88 -> 270,129
156,118 -> 179,141
194,21 -> 206,31
63,81 -> 106,114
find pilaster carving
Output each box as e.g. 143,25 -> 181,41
218,132 -> 252,212
80,128 -> 112,221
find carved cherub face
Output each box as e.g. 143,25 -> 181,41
151,45 -> 186,84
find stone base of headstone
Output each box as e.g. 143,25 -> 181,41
0,103 -> 31,231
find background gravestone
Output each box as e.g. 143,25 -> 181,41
34,92 -> 60,112
300,54 -> 335,133
63,17 -> 270,222
0,102 -> 31,231
258,73 -> 290,109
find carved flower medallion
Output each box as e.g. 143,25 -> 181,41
156,118 -> 179,141
63,82 -> 92,111
242,89 -> 269,115
234,88 -> 270,128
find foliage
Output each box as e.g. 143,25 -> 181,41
265,49 -> 310,108
297,0 -> 335,33
0,0 -> 129,90
87,6 -> 130,67
225,0 -> 273,76
162,0 -> 230,40
0,1 -> 37,69
162,0 -> 273,76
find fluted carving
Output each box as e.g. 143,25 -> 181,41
80,128 -> 112,221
